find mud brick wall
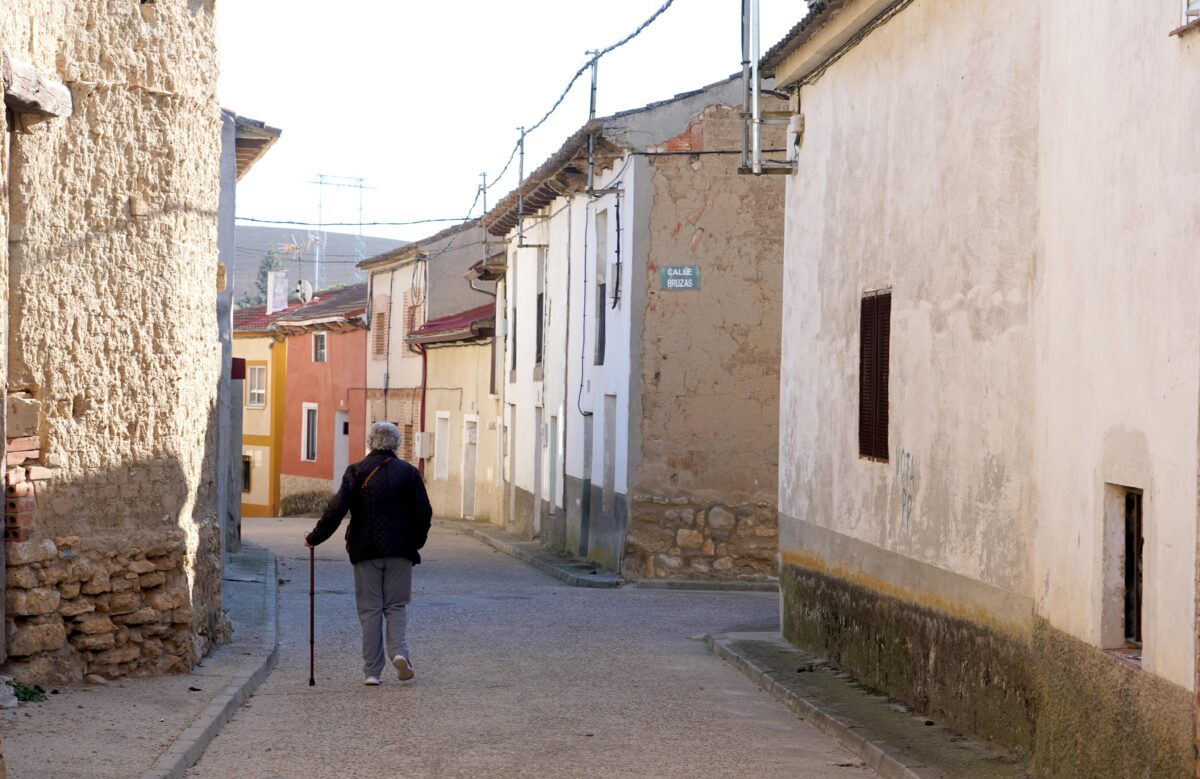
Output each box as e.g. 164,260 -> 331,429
1,3 -> 223,683
625,104 -> 785,581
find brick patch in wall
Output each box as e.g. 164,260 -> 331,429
4,435 -> 54,543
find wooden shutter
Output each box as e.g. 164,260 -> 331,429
404,293 -> 422,355
372,296 -> 389,359
858,290 -> 891,461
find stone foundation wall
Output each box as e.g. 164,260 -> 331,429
780,561 -> 1195,776
5,532 -> 227,684
280,473 -> 334,501
623,497 -> 776,580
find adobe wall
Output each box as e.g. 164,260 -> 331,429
624,104 -> 785,581
1,1 -> 223,683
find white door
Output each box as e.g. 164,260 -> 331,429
462,420 -> 478,519
333,410 -> 350,483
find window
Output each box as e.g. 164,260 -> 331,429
1123,490 -> 1144,646
302,404 -> 318,461
510,307 -> 518,374
1102,484 -> 1145,656
246,365 -> 267,409
535,248 -> 546,368
402,423 -> 414,462
241,455 -> 252,493
404,293 -> 422,355
434,412 -> 450,480
312,332 -> 327,363
1183,0 -> 1200,26
858,289 -> 891,461
594,210 -> 608,366
372,296 -> 390,360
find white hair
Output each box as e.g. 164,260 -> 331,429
368,421 -> 402,453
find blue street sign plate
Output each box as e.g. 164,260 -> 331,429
660,265 -> 700,290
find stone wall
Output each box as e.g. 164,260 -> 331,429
5,532 -> 224,681
280,473 -> 334,501
624,497 -> 776,580
1,2 -> 223,683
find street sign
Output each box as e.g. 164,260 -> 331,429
659,265 -> 700,290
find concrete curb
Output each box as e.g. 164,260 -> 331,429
634,578 -> 778,592
435,519 -> 622,588
703,633 -> 924,779
139,551 -> 280,779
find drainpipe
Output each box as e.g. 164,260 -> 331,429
740,0 -> 752,171
750,0 -> 763,175
417,343 -> 427,479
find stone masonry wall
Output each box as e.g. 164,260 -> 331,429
624,497 -> 777,580
1,2 -> 223,683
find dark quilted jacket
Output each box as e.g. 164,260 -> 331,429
305,450 -> 432,565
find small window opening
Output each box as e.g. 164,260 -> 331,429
312,332 -> 327,363
594,210 -> 608,366
241,456 -> 252,493
858,289 -> 891,461
1124,490 -> 1144,646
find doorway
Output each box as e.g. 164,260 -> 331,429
333,410 -> 349,483
533,406 -> 544,536
462,418 -> 478,519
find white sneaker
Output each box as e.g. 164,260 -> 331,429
392,655 -> 414,681
364,676 -> 381,686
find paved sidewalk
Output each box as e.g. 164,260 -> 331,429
705,630 -> 1027,779
434,518 -> 623,587
0,545 -> 278,779
435,518 -> 778,591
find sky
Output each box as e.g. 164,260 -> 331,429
218,1 -> 803,244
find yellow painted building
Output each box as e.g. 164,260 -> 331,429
233,305 -> 294,517
410,305 -> 504,523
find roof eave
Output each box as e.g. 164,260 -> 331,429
764,0 -> 903,87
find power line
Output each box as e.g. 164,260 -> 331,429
483,0 -> 677,194
236,216 -> 465,228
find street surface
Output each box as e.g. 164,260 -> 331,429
186,518 -> 872,778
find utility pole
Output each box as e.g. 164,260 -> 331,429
586,50 -> 600,196
517,127 -> 526,247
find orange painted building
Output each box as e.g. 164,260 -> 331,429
275,284 -> 369,498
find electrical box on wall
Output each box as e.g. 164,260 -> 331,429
414,432 -> 434,459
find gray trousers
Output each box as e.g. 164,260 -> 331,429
352,557 -> 412,677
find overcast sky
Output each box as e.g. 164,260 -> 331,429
217,1 -> 803,244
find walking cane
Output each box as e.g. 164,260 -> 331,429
308,546 -> 316,686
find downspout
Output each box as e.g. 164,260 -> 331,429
417,343 -> 427,479
750,0 -> 763,175
740,0 -> 752,171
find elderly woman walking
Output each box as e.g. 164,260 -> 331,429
305,421 -> 432,686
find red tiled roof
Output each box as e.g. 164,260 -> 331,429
408,303 -> 495,345
233,301 -> 306,332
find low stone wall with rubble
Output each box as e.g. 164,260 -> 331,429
622,497 -> 778,581
4,531 -> 222,683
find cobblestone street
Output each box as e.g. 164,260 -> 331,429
185,519 -> 871,778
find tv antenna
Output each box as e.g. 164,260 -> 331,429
296,279 -> 314,304
308,175 -> 374,288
